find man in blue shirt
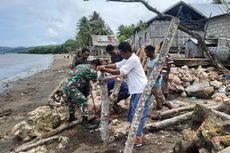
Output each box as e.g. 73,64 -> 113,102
144,45 -> 174,110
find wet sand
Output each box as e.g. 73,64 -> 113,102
0,54 -> 72,151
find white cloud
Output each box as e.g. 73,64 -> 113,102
0,0 -> 213,47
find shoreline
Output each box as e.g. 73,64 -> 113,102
0,54 -> 72,147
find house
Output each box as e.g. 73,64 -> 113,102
131,1 -> 229,54
91,35 -> 119,56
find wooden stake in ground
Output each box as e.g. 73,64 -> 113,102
124,17 -> 180,153
98,72 -> 110,142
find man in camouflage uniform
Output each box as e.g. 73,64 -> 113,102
63,59 -> 101,129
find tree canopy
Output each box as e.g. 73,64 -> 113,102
76,11 -> 113,48
24,39 -> 78,54
116,20 -> 146,42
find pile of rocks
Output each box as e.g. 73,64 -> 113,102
169,65 -> 230,101
11,106 -> 68,141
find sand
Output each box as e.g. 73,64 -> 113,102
0,54 -> 72,151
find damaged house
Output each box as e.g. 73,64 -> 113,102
131,1 -> 229,63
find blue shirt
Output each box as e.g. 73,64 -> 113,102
148,58 -> 162,87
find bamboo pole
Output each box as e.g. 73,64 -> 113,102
124,17 -> 180,153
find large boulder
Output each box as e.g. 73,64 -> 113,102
185,81 -> 214,98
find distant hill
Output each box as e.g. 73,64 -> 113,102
0,47 -> 28,53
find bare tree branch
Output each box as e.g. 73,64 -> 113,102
107,0 -> 170,17
107,0 -> 227,72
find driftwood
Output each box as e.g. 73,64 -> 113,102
98,72 -> 110,142
146,103 -> 229,132
173,104 -> 230,153
20,115 -> 95,148
0,109 -> 12,117
151,105 -> 195,120
124,17 -> 180,153
15,135 -> 59,152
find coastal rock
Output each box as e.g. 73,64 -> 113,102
212,93 -> 229,102
185,81 -> 214,98
210,80 -> 223,89
12,106 -> 63,141
11,120 -> 37,141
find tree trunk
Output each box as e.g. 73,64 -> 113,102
151,105 -> 195,120
146,103 -> 229,132
98,72 -> 110,142
19,115 -> 95,148
15,135 -> 60,152
124,17 -> 180,153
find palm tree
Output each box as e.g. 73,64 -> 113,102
76,17 -> 92,47
76,12 -> 113,47
89,11 -> 113,35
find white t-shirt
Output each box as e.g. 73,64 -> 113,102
116,53 -> 147,94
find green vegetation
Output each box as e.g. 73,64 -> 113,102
19,12 -> 149,54
117,20 -> 146,42
76,11 -> 113,47
24,39 -> 78,54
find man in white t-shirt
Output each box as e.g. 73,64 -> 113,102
98,42 -> 149,147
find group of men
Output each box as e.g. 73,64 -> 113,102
63,42 -> 173,147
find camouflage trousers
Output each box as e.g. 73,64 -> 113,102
64,87 -> 88,116
152,86 -> 166,110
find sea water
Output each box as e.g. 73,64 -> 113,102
0,53 -> 53,92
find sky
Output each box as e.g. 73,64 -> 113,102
0,0 -> 212,47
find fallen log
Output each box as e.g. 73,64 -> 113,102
151,105 -> 195,120
146,103 -> 229,132
15,135 -> 59,152
41,115 -> 95,139
21,115 -> 95,147
173,104 -> 230,153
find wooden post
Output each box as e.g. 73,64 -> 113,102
98,72 -> 110,142
124,17 -> 180,153
109,78 -> 122,102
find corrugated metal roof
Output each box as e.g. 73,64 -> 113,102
188,3 -> 229,18
145,1 -> 229,25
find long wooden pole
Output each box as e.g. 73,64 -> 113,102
124,17 -> 180,153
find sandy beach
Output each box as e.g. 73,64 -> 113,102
0,54 -> 72,150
